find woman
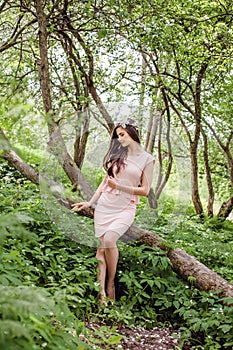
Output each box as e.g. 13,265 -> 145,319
72,120 -> 155,304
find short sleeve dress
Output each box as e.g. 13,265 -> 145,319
94,151 -> 155,238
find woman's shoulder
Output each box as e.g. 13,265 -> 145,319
127,150 -> 155,168
142,150 -> 155,164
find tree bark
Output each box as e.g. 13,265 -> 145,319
34,0 -> 53,121
190,61 -> 209,216
190,144 -> 204,215
145,108 -> 160,155
73,110 -> 90,169
3,150 -> 39,185
201,127 -> 214,216
46,127 -> 93,199
0,128 -> 39,185
60,198 -> 233,299
134,227 -> 233,299
203,121 -> 233,219
2,143 -> 233,299
33,0 -> 93,199
217,196 -> 233,219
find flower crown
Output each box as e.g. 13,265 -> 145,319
116,118 -> 139,131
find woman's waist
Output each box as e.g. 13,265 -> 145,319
101,187 -> 139,202
98,191 -> 138,206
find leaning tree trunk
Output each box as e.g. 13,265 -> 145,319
2,143 -> 233,299
34,0 -> 94,199
0,128 -> 39,185
137,227 -> 233,298
2,123 -> 233,299
0,127 -> 93,203
217,196 -> 233,219
60,199 -> 233,299
201,127 -> 214,217
190,144 -> 204,216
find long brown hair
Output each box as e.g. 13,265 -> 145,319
103,122 -> 140,177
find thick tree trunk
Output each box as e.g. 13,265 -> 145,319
73,110 -> 90,169
33,0 -> 93,199
3,150 -> 39,185
0,127 -> 93,200
136,226 -> 233,298
167,248 -> 233,297
124,226 -> 233,298
0,128 -> 39,185
47,127 -> 93,199
2,144 -> 233,299
190,145 -> 203,215
201,127 -> 214,216
122,226 -> 233,298
217,196 -> 233,219
60,199 -> 233,299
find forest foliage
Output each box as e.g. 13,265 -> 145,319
0,0 -> 233,217
1,0 -> 233,349
1,159 -> 233,349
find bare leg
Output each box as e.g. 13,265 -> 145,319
102,231 -> 120,301
105,248 -> 118,299
96,247 -> 107,303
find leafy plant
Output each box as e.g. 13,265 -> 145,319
1,159 -> 233,349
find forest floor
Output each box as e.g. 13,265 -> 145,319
82,322 -> 192,349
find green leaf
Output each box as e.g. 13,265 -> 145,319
98,29 -> 108,39
107,335 -> 123,344
218,324 -> 232,333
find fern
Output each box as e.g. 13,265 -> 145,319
0,320 -> 31,342
0,285 -> 92,349
0,286 -> 53,317
0,212 -> 36,244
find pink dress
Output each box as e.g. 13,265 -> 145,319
94,151 -> 155,238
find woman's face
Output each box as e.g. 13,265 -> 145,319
116,127 -> 132,147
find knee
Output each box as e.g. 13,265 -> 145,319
96,248 -> 105,257
103,232 -> 117,249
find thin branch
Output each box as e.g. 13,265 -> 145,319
0,0 -> 10,13
161,71 -> 195,99
166,94 -> 192,144
164,85 -> 195,117
0,19 -> 37,53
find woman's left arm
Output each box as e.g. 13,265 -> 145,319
107,161 -> 154,197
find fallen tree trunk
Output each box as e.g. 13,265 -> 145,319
60,198 -> 233,299
0,128 -> 94,199
0,128 -> 39,185
137,227 -> 233,299
1,148 -> 233,298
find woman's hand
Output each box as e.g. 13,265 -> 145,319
107,177 -> 118,190
71,201 -> 91,211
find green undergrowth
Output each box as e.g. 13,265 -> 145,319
1,159 -> 233,349
135,196 -> 233,284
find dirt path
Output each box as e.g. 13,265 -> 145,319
82,322 -> 192,349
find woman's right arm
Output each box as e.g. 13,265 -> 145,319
71,174 -> 107,211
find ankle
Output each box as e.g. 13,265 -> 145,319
106,283 -> 115,300
107,279 -> 114,287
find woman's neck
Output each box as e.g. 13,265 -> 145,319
127,143 -> 143,156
